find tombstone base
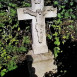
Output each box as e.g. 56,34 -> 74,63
27,50 -> 57,77
32,44 -> 48,54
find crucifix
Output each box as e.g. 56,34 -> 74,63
17,0 -> 57,76
17,0 -> 57,54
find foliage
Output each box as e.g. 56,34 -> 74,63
47,0 -> 77,58
46,1 -> 77,76
0,0 -> 31,76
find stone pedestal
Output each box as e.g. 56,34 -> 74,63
27,50 -> 57,77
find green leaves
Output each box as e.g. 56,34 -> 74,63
54,47 -> 60,58
0,66 -> 2,70
1,69 -> 7,77
18,46 -> 27,52
71,14 -> 76,19
9,3 -> 17,8
54,1 -> 58,5
22,2 -> 31,7
1,51 -> 7,57
65,11 -> 70,18
53,32 -> 58,37
54,37 -> 60,46
58,13 -> 62,19
0,0 -> 31,77
0,3 -> 2,8
47,34 -> 51,39
61,6 -> 65,9
61,9 -> 65,14
0,23 -> 5,27
22,36 -> 30,44
10,8 -> 16,17
70,2 -> 73,6
68,25 -> 74,29
7,59 -> 17,71
0,12 -> 6,16
69,9 -> 73,12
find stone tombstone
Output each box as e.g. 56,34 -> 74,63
17,0 -> 57,54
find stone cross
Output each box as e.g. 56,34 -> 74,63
17,0 -> 57,54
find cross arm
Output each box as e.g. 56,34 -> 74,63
43,6 -> 57,18
17,7 -> 36,20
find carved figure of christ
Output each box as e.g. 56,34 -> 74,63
17,0 -> 57,54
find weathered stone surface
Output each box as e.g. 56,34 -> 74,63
27,50 -> 57,77
43,6 -> 57,18
17,0 -> 57,76
17,0 -> 57,54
